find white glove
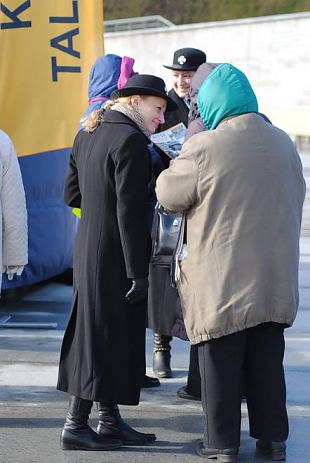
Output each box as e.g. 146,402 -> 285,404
4,266 -> 24,280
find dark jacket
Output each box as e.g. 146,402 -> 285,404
148,90 -> 188,337
161,89 -> 189,131
57,110 -> 151,404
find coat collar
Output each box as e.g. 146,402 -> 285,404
168,88 -> 187,107
102,109 -> 150,142
103,108 -> 137,125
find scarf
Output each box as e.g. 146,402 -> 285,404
111,103 -> 152,141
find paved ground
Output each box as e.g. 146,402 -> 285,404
0,154 -> 309,462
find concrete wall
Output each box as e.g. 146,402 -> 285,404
105,12 -> 310,137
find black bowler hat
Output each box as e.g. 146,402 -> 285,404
163,48 -> 206,71
111,74 -> 177,111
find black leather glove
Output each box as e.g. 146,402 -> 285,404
125,278 -> 149,304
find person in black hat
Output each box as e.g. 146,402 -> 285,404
149,48 -> 206,384
57,74 -> 176,452
161,47 -> 206,130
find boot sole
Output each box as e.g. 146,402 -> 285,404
98,434 -> 157,446
97,431 -> 156,446
60,440 -> 123,452
121,437 -> 156,446
154,372 -> 172,378
61,441 -> 121,451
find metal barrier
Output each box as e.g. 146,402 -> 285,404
105,15 -> 174,32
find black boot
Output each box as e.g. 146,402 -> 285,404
256,440 -> 286,461
60,396 -> 122,451
177,344 -> 201,400
141,374 -> 160,388
153,333 -> 172,378
177,385 -> 201,401
96,403 -> 156,445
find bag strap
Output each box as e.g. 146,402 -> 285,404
150,201 -> 160,242
169,212 -> 185,287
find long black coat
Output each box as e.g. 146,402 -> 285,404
57,110 -> 151,405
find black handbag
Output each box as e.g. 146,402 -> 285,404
150,203 -> 185,286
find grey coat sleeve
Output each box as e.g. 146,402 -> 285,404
1,136 -> 28,266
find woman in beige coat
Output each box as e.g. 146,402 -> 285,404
156,64 -> 305,462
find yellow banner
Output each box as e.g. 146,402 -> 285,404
0,0 -> 104,156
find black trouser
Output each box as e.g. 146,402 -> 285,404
198,322 -> 288,449
186,344 -> 201,398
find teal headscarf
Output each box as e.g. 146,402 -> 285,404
197,63 -> 258,130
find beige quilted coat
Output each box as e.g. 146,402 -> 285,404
156,114 -> 306,344
0,130 -> 28,291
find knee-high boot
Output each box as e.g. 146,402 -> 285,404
153,333 -> 172,378
96,403 -> 156,445
60,396 -> 122,451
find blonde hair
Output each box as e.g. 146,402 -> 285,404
81,96 -> 137,133
105,95 -> 134,110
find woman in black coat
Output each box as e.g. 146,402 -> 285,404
57,75 -> 176,452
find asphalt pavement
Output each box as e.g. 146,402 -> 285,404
0,154 -> 309,462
